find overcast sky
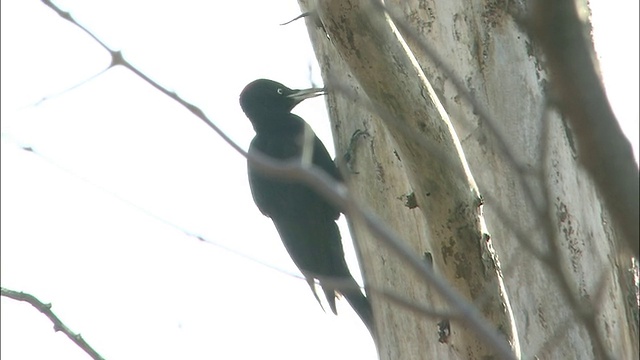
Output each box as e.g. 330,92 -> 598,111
1,1 -> 637,360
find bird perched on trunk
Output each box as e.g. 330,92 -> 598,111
239,79 -> 374,336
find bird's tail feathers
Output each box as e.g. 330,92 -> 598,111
305,276 -> 326,313
318,275 -> 374,337
323,286 -> 338,315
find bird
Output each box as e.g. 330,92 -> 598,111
239,79 -> 374,335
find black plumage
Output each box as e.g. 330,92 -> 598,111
239,79 -> 373,334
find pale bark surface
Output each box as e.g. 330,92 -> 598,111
298,0 -> 638,359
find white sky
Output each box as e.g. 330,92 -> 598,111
1,1 -> 637,360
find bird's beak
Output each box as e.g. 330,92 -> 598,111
288,87 -> 326,105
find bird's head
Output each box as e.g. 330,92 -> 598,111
239,79 -> 325,129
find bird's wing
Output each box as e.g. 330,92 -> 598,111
248,131 -> 342,220
310,136 -> 342,220
312,136 -> 343,183
247,168 -> 285,218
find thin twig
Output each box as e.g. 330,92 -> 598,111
3,132 -> 454,329
1,287 -> 105,360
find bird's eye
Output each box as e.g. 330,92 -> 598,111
276,88 -> 284,95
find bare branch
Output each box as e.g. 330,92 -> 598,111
532,0 -> 639,256
539,108 -> 614,360
1,287 -> 105,360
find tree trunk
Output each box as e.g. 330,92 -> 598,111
297,0 -> 639,359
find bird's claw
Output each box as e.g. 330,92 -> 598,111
343,129 -> 369,174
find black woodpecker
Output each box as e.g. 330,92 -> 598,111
239,79 -> 374,335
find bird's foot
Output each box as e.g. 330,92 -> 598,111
343,129 -> 369,174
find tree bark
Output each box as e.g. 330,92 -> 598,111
298,0 -> 638,359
